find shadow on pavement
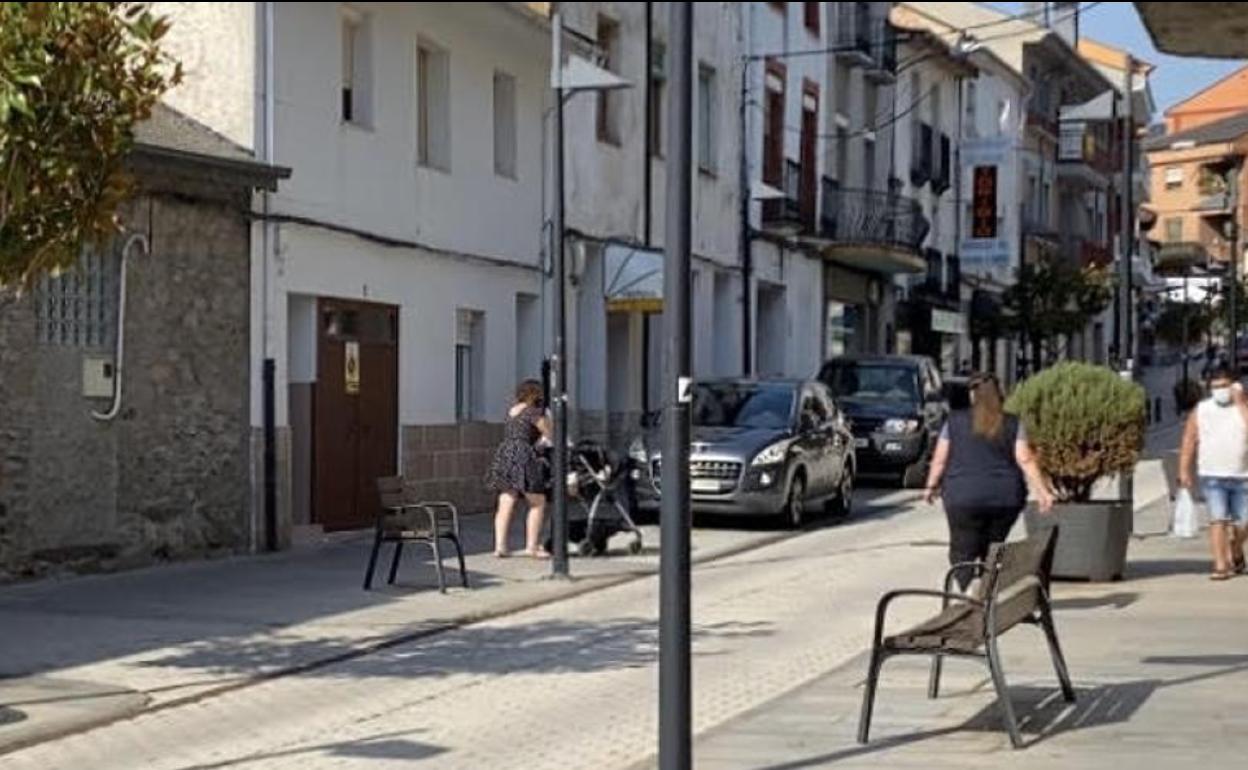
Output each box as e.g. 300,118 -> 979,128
174,729 -> 446,770
135,618 -> 776,682
1050,592 -> 1139,611
1124,558 -> 1212,579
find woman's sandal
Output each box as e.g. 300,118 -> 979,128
527,548 -> 552,560
1210,569 -> 1234,581
494,550 -> 511,559
1233,555 -> 1246,575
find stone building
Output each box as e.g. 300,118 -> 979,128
0,106 -> 286,578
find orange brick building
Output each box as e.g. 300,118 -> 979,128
1163,64 -> 1248,135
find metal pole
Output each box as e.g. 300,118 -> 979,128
550,13 -> 569,578
1230,159 -> 1241,372
263,358 -> 277,552
738,55 -> 753,376
1182,270 -> 1190,386
659,3 -> 693,768
644,1 -> 653,247
1118,57 -> 1134,504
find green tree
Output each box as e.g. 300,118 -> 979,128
1153,300 -> 1211,349
1003,261 -> 1112,370
0,2 -> 181,288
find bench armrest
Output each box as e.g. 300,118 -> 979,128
871,589 -> 984,649
413,501 -> 461,537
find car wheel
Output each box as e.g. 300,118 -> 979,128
829,464 -> 854,518
783,473 -> 807,529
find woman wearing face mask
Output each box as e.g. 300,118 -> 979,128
1178,366 -> 1248,580
924,373 -> 1055,592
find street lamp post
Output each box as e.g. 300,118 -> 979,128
659,5 -> 693,768
549,14 -> 631,578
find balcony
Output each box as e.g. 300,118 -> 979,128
762,159 -> 806,235
910,123 -> 933,187
835,2 -> 873,66
818,185 -> 930,254
864,18 -> 897,83
1196,191 -> 1233,218
913,249 -> 961,303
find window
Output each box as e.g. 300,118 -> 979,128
996,98 -> 1008,136
649,41 -> 666,157
417,41 -> 451,170
804,2 -> 820,34
1164,166 -> 1183,189
1165,218 -> 1183,243
341,8 -> 372,126
763,59 -> 786,189
455,309 -> 485,421
965,80 -> 978,138
834,60 -> 851,117
864,136 -> 877,191
493,70 -> 517,179
596,15 -> 622,146
835,127 -> 849,184
36,243 -> 117,348
515,293 -> 540,381
698,63 -> 718,174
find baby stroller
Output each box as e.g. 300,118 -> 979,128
548,440 -> 644,557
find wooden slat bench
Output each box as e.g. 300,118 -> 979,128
857,528 -> 1074,749
364,476 -> 469,593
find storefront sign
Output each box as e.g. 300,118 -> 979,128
345,341 -> 360,395
931,309 -> 968,336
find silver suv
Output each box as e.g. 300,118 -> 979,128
632,379 -> 856,527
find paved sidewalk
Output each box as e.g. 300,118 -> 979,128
687,498 -> 1248,769
0,506 -> 793,753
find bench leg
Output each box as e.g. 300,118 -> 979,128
928,654 -> 943,699
429,536 -> 447,594
447,534 -> 469,589
1039,602 -> 1076,703
986,636 -> 1024,749
387,542 -> 404,585
857,648 -> 886,745
363,529 -> 383,591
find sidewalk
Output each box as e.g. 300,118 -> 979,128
688,497 -> 1248,769
0,505 -> 796,754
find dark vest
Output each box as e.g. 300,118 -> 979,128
943,411 -> 1026,510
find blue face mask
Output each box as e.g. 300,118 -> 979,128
1213,387 -> 1233,406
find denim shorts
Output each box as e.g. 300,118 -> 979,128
1199,477 -> 1248,524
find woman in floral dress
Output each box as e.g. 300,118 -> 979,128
485,380 -> 552,558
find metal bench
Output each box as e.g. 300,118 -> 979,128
364,476 -> 469,593
857,528 -> 1074,749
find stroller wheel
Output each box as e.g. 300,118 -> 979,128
577,539 -> 594,557
629,537 -> 643,555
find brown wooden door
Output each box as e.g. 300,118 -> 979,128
313,298 -> 399,531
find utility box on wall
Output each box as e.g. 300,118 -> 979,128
82,356 -> 115,398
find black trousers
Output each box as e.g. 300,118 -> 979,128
945,504 -> 1022,589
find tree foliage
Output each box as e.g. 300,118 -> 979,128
1002,261 -> 1113,362
1006,361 -> 1146,503
0,2 -> 181,288
1153,300 -> 1212,348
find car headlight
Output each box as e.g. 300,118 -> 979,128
628,437 -> 648,464
882,418 -> 921,434
751,439 -> 791,467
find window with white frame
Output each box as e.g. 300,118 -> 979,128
698,63 -> 717,174
1164,166 -> 1183,189
455,309 -> 485,421
493,70 -> 517,179
36,242 -> 117,348
417,41 -> 451,171
965,80 -> 978,138
596,15 -> 623,146
341,7 -> 372,126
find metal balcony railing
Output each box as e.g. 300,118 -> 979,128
820,186 -> 929,251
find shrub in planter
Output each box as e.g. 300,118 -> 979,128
1006,362 -> 1147,502
1006,363 -> 1147,580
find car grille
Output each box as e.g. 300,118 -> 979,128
650,459 -> 743,493
850,417 -> 883,435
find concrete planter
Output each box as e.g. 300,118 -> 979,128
1024,500 -> 1132,582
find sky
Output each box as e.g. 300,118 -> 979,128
987,2 -> 1245,120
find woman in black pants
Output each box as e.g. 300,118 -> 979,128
924,373 -> 1054,590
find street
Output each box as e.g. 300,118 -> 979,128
3,487 -> 954,770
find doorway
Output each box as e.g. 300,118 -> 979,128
313,298 -> 399,531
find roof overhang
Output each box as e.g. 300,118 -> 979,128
129,143 -> 291,192
1135,3 -> 1248,58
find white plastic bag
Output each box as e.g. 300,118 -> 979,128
1172,488 -> 1200,539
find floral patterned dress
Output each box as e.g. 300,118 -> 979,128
485,405 -> 548,495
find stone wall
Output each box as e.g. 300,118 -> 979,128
0,170 -> 253,580
401,422 -> 504,515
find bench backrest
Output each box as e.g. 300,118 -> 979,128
376,475 -> 406,512
979,527 -> 1057,637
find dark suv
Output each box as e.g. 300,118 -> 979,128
818,355 -> 948,488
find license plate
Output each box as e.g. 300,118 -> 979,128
691,479 -> 722,493
854,438 -> 869,449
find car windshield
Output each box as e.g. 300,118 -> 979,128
691,382 -> 795,429
823,364 -> 920,403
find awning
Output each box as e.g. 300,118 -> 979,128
604,243 -> 664,313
